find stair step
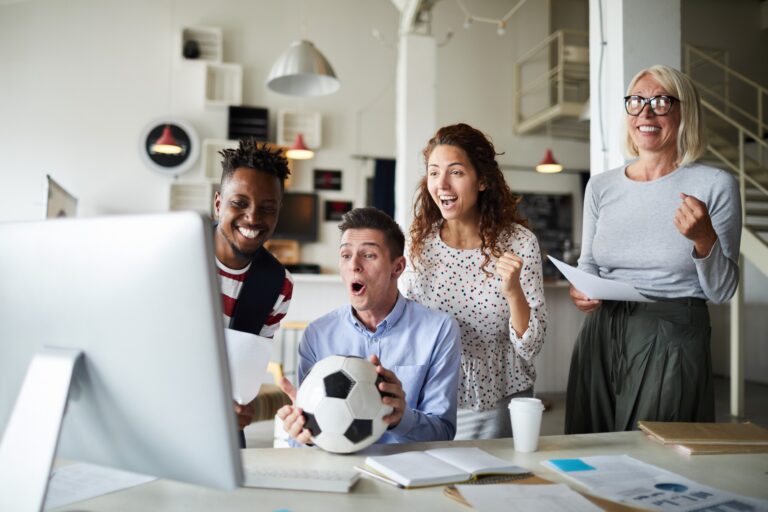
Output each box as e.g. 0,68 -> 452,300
746,198 -> 767,207
746,215 -> 768,226
748,224 -> 768,233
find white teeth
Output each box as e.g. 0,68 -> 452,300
639,126 -> 660,133
237,227 -> 259,239
439,195 -> 457,200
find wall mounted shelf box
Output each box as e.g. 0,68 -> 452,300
205,63 -> 243,107
277,110 -> 322,148
181,27 -> 223,63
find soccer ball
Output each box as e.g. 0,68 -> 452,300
295,355 -> 392,453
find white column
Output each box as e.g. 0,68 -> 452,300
588,0 -> 681,175
394,34 -> 436,231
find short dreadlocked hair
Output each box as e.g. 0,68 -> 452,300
219,138 -> 291,188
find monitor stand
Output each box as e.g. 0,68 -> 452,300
0,347 -> 83,512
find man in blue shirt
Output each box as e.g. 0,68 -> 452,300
277,207 -> 461,444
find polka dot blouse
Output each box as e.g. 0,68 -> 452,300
401,224 -> 548,411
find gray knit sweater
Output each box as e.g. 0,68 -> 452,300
578,163 -> 741,304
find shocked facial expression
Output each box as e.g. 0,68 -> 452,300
627,74 -> 681,159
427,144 -> 486,223
339,228 -> 405,318
214,167 -> 282,268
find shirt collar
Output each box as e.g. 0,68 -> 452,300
346,292 -> 407,337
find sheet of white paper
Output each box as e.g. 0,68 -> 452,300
224,328 -> 272,405
542,455 -> 768,512
44,463 -> 155,510
456,483 -> 601,512
547,256 -> 654,302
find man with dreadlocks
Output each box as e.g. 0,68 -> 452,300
213,138 -> 294,447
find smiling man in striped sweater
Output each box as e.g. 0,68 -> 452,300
213,138 -> 294,447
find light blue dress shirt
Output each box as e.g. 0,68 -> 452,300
298,293 -> 461,444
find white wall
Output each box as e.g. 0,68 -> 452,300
0,0 -> 591,272
430,0 -> 590,175
0,0 -> 399,271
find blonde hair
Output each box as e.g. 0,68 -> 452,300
623,65 -> 706,166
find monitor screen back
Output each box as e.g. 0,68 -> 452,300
0,212 -> 242,490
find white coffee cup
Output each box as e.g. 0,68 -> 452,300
508,397 -> 545,453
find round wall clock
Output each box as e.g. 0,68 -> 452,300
139,118 -> 200,176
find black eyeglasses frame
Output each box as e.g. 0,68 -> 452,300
623,95 -> 680,116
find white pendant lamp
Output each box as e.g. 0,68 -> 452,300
267,40 -> 340,97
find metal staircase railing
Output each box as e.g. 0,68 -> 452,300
683,44 -> 768,418
684,44 -> 768,264
513,30 -> 589,139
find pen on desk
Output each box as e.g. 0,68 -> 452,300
353,466 -> 404,489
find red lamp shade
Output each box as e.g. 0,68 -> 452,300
150,125 -> 185,155
285,133 -> 314,160
536,149 -> 563,173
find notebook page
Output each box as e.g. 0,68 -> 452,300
426,447 -> 526,476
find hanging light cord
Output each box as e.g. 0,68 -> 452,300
456,0 -> 529,33
596,0 -> 608,171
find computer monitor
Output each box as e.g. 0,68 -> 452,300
272,192 -> 318,242
0,212 -> 242,511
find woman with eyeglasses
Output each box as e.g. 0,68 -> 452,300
564,65 -> 742,434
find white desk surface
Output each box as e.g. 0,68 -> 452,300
54,431 -> 768,511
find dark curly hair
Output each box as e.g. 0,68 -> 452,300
409,123 -> 528,275
219,138 -> 291,187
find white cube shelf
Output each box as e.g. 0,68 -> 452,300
277,110 -> 322,148
202,139 -> 239,182
181,27 -> 223,62
169,182 -> 219,215
205,63 -> 242,107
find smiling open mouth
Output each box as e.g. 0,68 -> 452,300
237,226 -> 260,239
439,194 -> 457,207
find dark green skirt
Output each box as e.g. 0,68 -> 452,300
565,298 -> 714,434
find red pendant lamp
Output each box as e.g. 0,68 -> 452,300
150,125 -> 185,155
535,149 -> 563,173
285,133 -> 314,160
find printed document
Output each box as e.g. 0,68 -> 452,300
547,256 -> 653,302
543,454 -> 768,511
44,463 -> 155,510
224,328 -> 271,405
456,483 -> 601,512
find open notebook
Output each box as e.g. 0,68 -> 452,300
356,447 -> 529,488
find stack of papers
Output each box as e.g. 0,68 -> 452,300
639,421 -> 768,455
44,463 -> 155,510
543,455 -> 768,511
455,483 -> 601,512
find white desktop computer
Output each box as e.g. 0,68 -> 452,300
0,212 -> 242,511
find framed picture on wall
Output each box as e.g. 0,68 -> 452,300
324,200 -> 353,222
313,169 -> 342,191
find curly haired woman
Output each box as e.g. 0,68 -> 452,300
401,123 -> 548,440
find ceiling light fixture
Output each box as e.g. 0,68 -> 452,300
266,40 -> 340,97
536,149 -> 563,174
456,0 -> 528,36
285,133 -> 314,160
